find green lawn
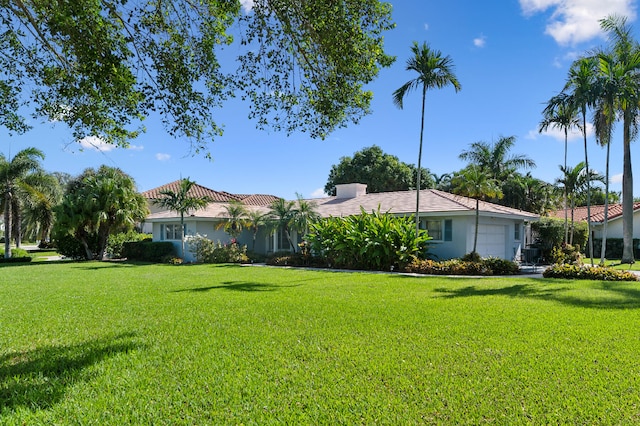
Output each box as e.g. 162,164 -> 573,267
584,258 -> 640,270
2,262 -> 640,424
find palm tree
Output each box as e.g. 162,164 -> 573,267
563,56 -> 599,264
267,198 -> 297,252
245,209 -> 267,252
540,93 -> 582,243
153,178 -> 211,259
292,193 -> 319,242
393,41 -> 461,234
218,200 -> 247,241
0,147 -> 44,258
598,15 -> 640,264
459,135 -> 536,182
452,166 -> 502,256
21,171 -> 63,245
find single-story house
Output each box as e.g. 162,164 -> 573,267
548,202 -> 640,240
143,181 -> 539,262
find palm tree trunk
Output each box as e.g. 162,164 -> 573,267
3,190 -> 11,258
600,140 -> 611,265
473,199 -> 479,254
621,111 -> 634,263
180,214 -> 185,259
563,130 -> 569,244
415,86 -> 427,235
582,108 -> 594,265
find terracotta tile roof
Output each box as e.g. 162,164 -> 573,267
147,203 -> 270,220
142,180 -> 242,202
311,189 -> 539,219
236,194 -> 281,206
548,202 -> 640,223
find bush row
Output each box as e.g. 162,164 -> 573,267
543,264 -> 638,281
122,241 -> 176,262
186,235 -> 249,264
403,257 -> 520,276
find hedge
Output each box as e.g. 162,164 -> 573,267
121,241 -> 176,262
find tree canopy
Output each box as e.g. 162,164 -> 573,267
1,1 -> 395,153
324,145 -> 434,196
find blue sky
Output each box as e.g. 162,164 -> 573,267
7,0 -> 640,200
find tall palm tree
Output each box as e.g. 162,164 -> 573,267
598,15 -> 640,264
21,171 -> 63,245
540,93 -> 582,243
452,166 -> 502,256
563,56 -> 599,264
292,193 -> 319,241
0,147 -> 44,258
393,41 -> 461,234
153,178 -> 211,259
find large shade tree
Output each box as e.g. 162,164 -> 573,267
393,41 -> 461,234
153,178 -> 211,258
0,1 -> 395,153
324,145 -> 433,195
0,147 -> 44,258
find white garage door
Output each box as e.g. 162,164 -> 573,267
475,224 -> 506,258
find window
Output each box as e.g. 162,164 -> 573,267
424,219 -> 452,242
277,228 -> 291,251
514,222 -> 521,241
164,224 -> 183,240
425,220 -> 442,240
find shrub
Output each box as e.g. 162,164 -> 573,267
549,244 -> 583,265
107,231 -> 151,259
186,234 -> 249,264
403,256 -> 520,276
53,231 -> 100,260
122,241 -> 176,262
532,218 -> 588,260
0,247 -> 32,263
308,207 -> 431,271
266,251 -> 328,268
592,238 -> 640,259
543,264 -> 638,281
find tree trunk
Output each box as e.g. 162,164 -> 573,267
473,199 -> 479,254
600,140 -> 611,265
415,86 -> 427,235
3,189 -> 11,258
563,130 -> 568,244
582,107 -> 594,265
621,110 -> 634,263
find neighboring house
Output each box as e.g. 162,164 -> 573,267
548,202 -> 640,240
142,180 -> 280,260
143,181 -> 539,262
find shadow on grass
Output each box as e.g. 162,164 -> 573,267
0,332 -> 142,413
174,278 -> 313,293
434,281 -> 640,309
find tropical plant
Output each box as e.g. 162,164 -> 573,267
597,15 -> 640,264
451,166 -> 503,256
20,171 -> 64,245
292,194 -> 320,241
0,147 -> 44,258
217,200 -> 247,240
54,166 -> 149,260
153,178 -> 211,259
267,198 -> 297,252
459,135 -> 536,182
245,209 -> 268,252
540,93 -> 582,243
308,207 -> 431,271
393,41 -> 461,234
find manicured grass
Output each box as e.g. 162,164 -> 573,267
584,258 -> 640,270
2,262 -> 640,424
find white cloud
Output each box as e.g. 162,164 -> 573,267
310,188 -> 327,198
424,23 -> 429,30
78,136 -> 116,152
531,121 -> 593,141
610,173 -> 623,184
129,144 -> 144,151
473,34 -> 487,48
240,0 -> 254,12
156,153 -> 171,161
519,0 -> 636,45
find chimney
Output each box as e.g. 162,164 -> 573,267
335,183 -> 367,199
